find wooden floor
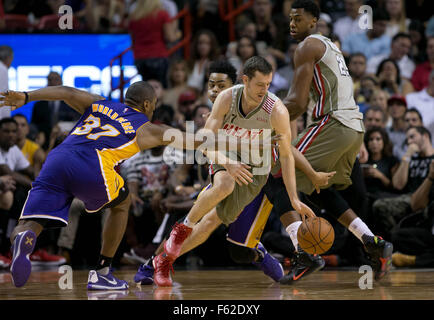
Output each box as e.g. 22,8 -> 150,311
1,266 -> 434,300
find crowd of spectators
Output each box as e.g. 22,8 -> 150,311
0,0 -> 434,271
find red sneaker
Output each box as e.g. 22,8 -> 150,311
30,249 -> 67,266
164,223 -> 192,259
0,254 -> 11,269
153,252 -> 174,287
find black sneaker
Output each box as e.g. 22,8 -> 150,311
363,236 -> 393,281
279,246 -> 325,285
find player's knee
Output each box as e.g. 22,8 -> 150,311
213,176 -> 235,199
228,243 -> 256,264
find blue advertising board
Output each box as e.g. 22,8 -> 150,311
0,34 -> 140,121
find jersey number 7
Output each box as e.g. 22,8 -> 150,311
71,114 -> 120,140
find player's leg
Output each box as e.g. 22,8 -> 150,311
226,191 -> 284,282
87,188 -> 130,290
135,209 -> 222,286
163,170 -> 235,259
9,182 -> 72,288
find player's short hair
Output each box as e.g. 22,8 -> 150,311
125,81 -> 156,107
208,60 -> 237,84
243,56 -> 272,79
0,117 -> 18,129
291,0 -> 320,20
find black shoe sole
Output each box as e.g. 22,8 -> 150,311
374,242 -> 393,281
279,259 -> 325,285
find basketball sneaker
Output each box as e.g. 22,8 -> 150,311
0,254 -> 11,269
363,236 -> 393,280
279,245 -> 325,285
87,269 -> 129,290
134,257 -> 154,285
252,242 -> 284,282
153,252 -> 174,287
164,222 -> 192,259
10,230 -> 37,287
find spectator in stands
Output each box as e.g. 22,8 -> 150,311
406,70 -> 434,146
348,53 -> 368,107
0,175 -> 15,268
264,54 -> 288,94
363,127 -> 399,202
358,74 -> 380,107
386,95 -> 408,159
250,0 -> 274,46
376,58 -> 414,96
411,36 -> 434,91
0,118 -> 33,189
175,89 -> 198,131
408,19 -> 427,65
226,17 -> 267,59
391,159 -> 434,268
128,0 -> 180,88
31,72 -> 81,150
372,126 -> 434,239
187,29 -> 220,93
333,0 -> 364,43
85,0 -> 126,32
162,59 -> 190,113
13,114 -> 45,177
368,88 -> 391,126
0,45 -> 13,120
364,106 -> 387,130
316,15 -> 333,38
367,33 -> 415,80
229,36 -> 258,79
404,108 -> 424,129
384,0 -> 410,37
342,8 -> 391,59
275,40 -> 298,91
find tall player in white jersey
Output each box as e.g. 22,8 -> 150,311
275,0 -> 393,284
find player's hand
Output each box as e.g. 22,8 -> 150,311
0,91 -> 26,110
291,199 -> 316,223
312,171 -> 336,193
224,162 -> 253,186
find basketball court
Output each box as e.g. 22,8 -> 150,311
0,266 -> 433,300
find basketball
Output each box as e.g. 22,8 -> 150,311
297,217 -> 335,255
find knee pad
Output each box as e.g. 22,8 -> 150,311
227,242 -> 257,264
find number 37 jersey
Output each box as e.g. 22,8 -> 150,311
61,100 -> 149,156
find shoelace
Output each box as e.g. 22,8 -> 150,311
157,256 -> 175,275
173,223 -> 191,241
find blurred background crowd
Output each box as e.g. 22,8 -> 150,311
0,0 -> 433,272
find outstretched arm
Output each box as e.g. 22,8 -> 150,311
0,86 -> 104,114
271,101 -> 315,219
283,38 -> 323,119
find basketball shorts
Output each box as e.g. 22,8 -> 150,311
20,148 -> 128,228
271,115 -> 364,195
208,163 -> 269,226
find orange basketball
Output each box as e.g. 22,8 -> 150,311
297,217 -> 335,255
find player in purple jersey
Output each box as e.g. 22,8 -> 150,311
0,82 -> 254,290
